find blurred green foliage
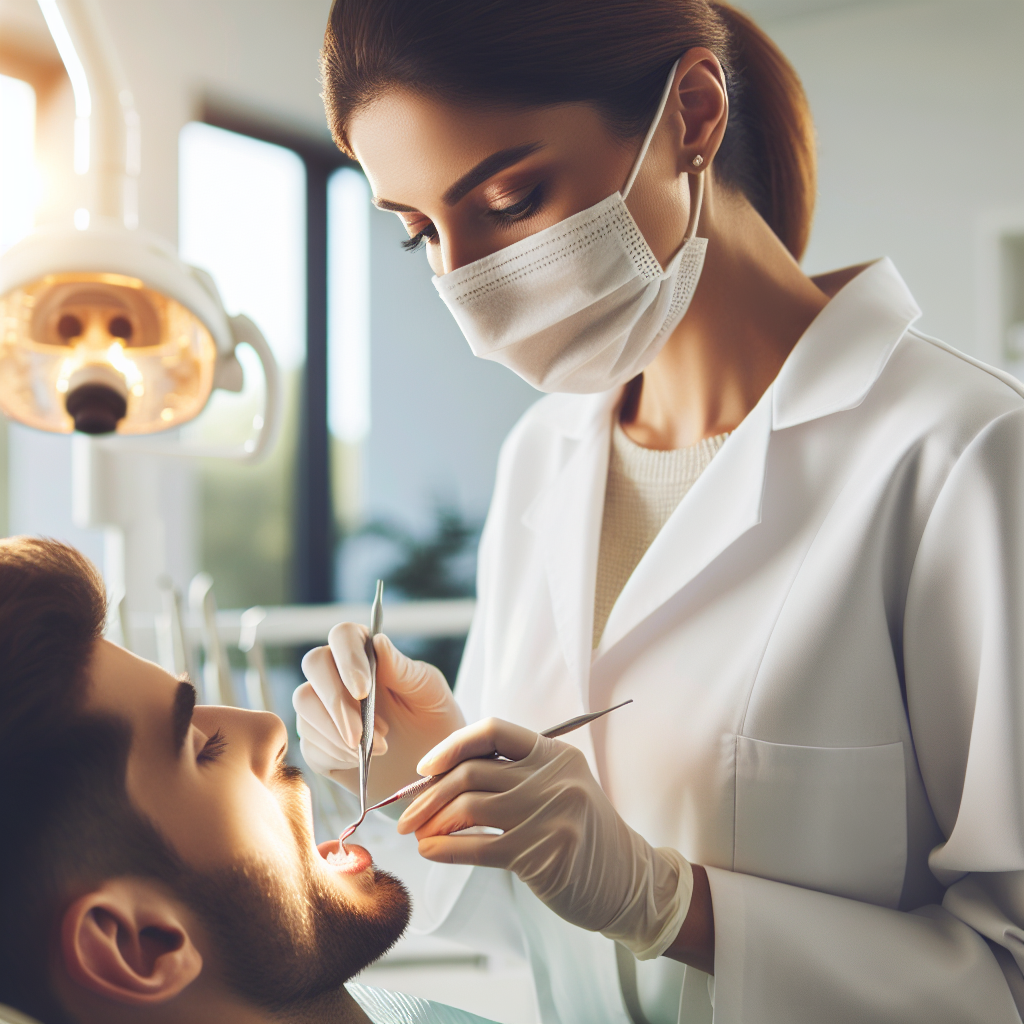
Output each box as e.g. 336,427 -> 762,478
360,506 -> 481,685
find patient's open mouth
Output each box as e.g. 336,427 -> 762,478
318,839 -> 372,874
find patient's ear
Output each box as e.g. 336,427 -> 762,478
60,877 -> 202,1005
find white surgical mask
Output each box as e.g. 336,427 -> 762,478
433,59 -> 706,394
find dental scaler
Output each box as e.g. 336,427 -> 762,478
350,581 -> 383,838
331,698 -> 633,859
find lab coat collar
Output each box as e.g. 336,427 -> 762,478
527,257 -> 922,679
524,258 -> 921,446
772,257 -> 921,429
596,258 -> 921,657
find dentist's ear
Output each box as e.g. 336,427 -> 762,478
60,878 -> 202,1005
670,48 -> 729,174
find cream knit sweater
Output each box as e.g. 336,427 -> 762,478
593,422 -> 728,648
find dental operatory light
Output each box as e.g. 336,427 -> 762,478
0,0 -> 279,456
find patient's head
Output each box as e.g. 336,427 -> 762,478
0,538 -> 409,1023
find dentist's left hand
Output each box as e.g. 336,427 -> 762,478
397,717 -> 694,961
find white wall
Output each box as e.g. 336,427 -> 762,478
96,0 -> 334,243
765,0 -> 1024,361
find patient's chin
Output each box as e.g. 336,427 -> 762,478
328,863 -> 412,977
186,849 -> 412,1010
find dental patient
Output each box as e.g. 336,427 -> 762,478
0,538 -> 495,1024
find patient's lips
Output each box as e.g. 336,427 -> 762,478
319,839 -> 372,874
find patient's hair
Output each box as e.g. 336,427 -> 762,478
0,538 -> 181,1021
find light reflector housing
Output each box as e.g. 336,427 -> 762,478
0,271 -> 217,433
0,220 -> 235,435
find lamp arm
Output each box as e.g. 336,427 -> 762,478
228,314 -> 284,461
43,0 -> 139,225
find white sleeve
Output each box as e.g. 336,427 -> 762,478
707,406 -> 1024,1024
451,511 -> 489,725
419,436 -> 526,957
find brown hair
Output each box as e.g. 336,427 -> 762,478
0,538 -> 106,754
0,539 -> 180,1022
321,0 -> 817,259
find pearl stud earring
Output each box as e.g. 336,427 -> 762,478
691,154 -> 704,168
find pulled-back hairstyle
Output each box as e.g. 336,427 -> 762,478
321,0 -> 816,259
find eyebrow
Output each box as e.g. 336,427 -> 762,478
172,679 -> 198,755
373,197 -> 417,213
372,141 -> 545,213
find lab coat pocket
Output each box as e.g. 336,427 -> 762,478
734,736 -> 906,908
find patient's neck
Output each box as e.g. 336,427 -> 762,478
70,985 -> 373,1024
190,986 -> 373,1024
275,987 -> 373,1024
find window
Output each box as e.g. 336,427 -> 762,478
180,111 -> 362,608
977,211 -> 1024,376
179,122 -> 307,609
328,167 -> 371,532
0,74 -> 41,540
1001,232 -> 1024,363
0,74 -> 37,253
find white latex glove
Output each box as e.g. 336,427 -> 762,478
293,625 -> 465,804
397,717 -> 693,960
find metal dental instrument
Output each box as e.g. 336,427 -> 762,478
353,580 -> 384,836
338,698 -> 633,848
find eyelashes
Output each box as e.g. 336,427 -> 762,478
400,183 -> 547,253
197,728 -> 227,765
401,223 -> 437,253
488,183 -> 545,224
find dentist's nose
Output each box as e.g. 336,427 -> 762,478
438,228 -> 483,276
439,234 -> 458,276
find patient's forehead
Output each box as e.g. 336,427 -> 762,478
85,639 -> 183,764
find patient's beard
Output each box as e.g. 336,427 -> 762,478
180,766 -> 410,1016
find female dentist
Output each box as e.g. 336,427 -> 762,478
294,1 -> 1024,1021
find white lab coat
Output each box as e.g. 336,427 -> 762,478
417,258 -> 1024,1024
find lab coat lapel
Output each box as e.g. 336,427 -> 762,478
595,258 -> 922,657
596,387 -> 773,656
523,392 -> 618,697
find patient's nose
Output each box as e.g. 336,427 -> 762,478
246,709 -> 289,781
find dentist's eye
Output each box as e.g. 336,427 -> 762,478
401,222 -> 438,252
198,728 -> 228,765
489,183 -> 545,224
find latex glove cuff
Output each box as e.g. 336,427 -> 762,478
600,846 -> 694,961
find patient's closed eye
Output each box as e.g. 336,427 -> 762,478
198,728 -> 227,765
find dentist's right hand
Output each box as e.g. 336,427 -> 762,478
293,624 -> 465,804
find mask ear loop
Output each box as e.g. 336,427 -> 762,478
621,58 -> 683,200
683,170 -> 705,242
